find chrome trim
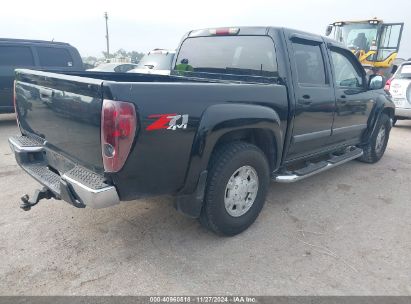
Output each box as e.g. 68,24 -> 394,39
332,124 -> 367,136
274,150 -> 363,183
62,174 -> 120,209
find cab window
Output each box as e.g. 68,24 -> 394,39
37,47 -> 73,67
292,41 -> 327,86
174,36 -> 278,78
330,49 -> 364,88
0,46 -> 34,66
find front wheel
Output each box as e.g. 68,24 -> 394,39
358,113 -> 391,163
392,117 -> 398,127
200,142 -> 270,236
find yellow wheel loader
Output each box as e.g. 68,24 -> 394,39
326,18 -> 404,76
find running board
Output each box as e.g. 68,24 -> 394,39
273,147 -> 363,183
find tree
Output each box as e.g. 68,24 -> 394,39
128,51 -> 144,63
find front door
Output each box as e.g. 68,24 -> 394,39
328,47 -> 373,144
286,35 -> 336,159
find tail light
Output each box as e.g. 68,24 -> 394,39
101,99 -> 137,172
384,78 -> 392,92
209,28 -> 240,35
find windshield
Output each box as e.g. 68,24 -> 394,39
136,53 -> 174,70
337,23 -> 378,52
397,64 -> 411,79
173,36 -> 278,78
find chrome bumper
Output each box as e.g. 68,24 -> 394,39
9,135 -> 120,209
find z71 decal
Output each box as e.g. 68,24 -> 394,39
146,114 -> 189,131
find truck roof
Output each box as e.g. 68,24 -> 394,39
187,26 -> 340,46
0,38 -> 71,46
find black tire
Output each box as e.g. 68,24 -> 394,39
358,113 -> 391,163
200,142 -> 270,236
392,117 -> 398,127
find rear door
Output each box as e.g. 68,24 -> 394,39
0,44 -> 35,111
286,33 -> 336,159
391,63 -> 411,110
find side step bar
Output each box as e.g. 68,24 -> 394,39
274,147 -> 363,183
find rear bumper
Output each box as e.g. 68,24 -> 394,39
395,107 -> 411,118
9,135 -> 120,209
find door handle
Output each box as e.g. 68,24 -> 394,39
340,95 -> 346,99
302,94 -> 311,100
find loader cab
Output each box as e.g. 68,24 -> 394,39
326,19 -> 404,74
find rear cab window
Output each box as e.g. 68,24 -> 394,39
397,64 -> 411,79
173,36 -> 278,80
0,45 -> 34,66
36,47 -> 73,67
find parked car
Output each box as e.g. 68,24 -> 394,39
0,38 -> 83,114
386,61 -> 411,125
87,62 -> 137,73
128,49 -> 175,75
10,27 -> 393,236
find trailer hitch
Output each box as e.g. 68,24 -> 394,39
20,187 -> 55,211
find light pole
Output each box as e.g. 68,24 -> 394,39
104,12 -> 110,61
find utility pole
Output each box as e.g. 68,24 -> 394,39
104,12 -> 110,61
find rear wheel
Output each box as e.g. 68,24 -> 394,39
200,142 -> 270,236
358,113 -> 391,163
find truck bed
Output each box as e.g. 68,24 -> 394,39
15,68 -> 288,200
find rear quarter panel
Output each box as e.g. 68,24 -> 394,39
106,81 -> 288,200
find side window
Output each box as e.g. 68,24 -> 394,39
0,46 -> 34,66
292,42 -> 326,85
330,50 -> 363,88
37,47 -> 73,67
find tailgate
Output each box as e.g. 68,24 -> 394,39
15,69 -> 104,172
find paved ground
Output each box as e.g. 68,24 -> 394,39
0,113 -> 410,295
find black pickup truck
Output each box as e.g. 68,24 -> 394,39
9,27 -> 394,236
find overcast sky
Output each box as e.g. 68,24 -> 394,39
1,0 -> 410,59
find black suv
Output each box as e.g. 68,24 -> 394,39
0,38 -> 83,113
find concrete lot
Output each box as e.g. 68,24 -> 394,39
0,113 -> 410,295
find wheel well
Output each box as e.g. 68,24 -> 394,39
383,107 -> 394,119
211,129 -> 277,170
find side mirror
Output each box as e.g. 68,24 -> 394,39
325,25 -> 333,36
368,75 -> 384,90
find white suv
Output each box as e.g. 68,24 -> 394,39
387,61 -> 411,125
